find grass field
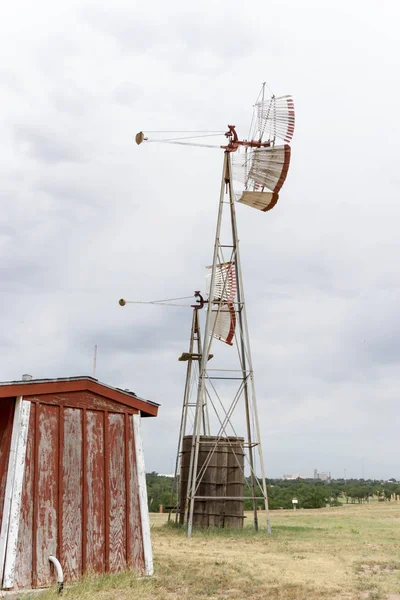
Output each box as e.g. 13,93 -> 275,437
33,503 -> 400,600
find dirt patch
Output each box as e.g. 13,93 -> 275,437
357,562 -> 400,575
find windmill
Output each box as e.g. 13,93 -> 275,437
132,84 -> 295,537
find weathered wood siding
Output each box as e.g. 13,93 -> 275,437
8,391 -> 145,590
0,399 -> 15,533
13,404 -> 35,588
108,414 -> 126,573
36,403 -> 59,586
128,417 -> 144,568
62,407 -> 82,580
86,410 -> 105,574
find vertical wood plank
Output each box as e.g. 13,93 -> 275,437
62,408 -> 82,581
124,413 -> 131,568
57,405 -> 64,568
108,413 -> 126,573
36,404 -> 58,587
133,414 -> 153,576
86,410 -> 105,574
127,415 -> 144,572
13,404 -> 35,589
0,397 -> 23,584
32,403 -> 39,587
104,411 -> 110,573
0,399 -> 15,534
2,399 -> 31,589
82,408 -> 87,574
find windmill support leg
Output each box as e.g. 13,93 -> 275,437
228,169 -> 258,531
227,153 -> 271,534
186,153 -> 229,538
170,308 -> 207,524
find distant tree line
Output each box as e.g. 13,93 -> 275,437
146,472 -> 400,513
256,478 -> 400,510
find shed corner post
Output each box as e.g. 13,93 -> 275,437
0,397 -> 31,589
132,412 -> 153,577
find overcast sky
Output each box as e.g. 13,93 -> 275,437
1,0 -> 399,480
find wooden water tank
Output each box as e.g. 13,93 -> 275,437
179,436 -> 244,529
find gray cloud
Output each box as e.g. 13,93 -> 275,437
13,125 -> 83,164
0,0 -> 399,481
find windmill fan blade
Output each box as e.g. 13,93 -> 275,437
206,261 -> 237,303
238,191 -> 279,212
256,95 -> 295,143
209,303 -> 236,346
205,262 -> 237,345
249,145 -> 291,194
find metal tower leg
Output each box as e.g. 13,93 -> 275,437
186,153 -> 228,537
170,308 -> 206,524
227,154 -> 271,534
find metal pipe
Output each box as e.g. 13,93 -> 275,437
49,555 -> 64,594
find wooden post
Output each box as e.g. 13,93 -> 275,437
0,397 -> 31,588
133,413 -> 153,576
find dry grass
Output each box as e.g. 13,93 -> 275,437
21,503 -> 400,600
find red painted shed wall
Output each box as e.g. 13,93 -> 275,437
8,391 -> 145,589
0,399 -> 15,533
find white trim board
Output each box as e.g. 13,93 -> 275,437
132,413 -> 153,576
0,398 -> 31,589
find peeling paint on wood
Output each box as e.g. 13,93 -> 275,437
86,410 -> 105,574
1,398 -> 31,589
3,399 -> 31,588
28,392 -> 136,414
133,414 -> 153,576
128,417 -> 144,572
108,414 -> 126,573
12,405 -> 35,589
36,404 -> 58,587
0,400 -> 14,534
62,408 -> 82,580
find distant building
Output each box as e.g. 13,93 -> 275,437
314,469 -> 331,481
283,474 -> 304,480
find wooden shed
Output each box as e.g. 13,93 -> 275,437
0,376 -> 159,591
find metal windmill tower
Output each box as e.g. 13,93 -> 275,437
134,85 -> 295,537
